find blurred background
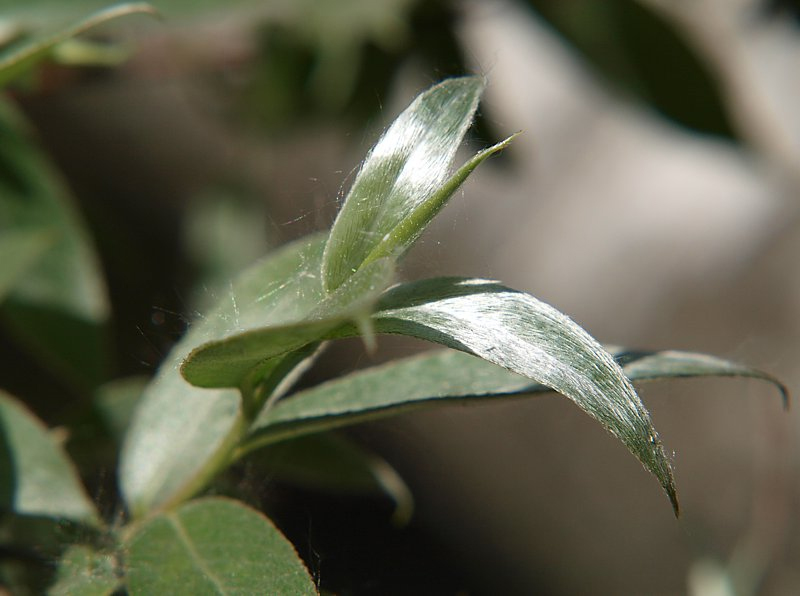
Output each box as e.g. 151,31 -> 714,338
1,0 -> 798,593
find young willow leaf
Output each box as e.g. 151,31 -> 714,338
180,257 -> 395,389
0,390 -> 100,526
322,76 -> 484,292
366,278 -> 679,512
120,234 -> 330,517
0,2 -> 158,88
125,497 -> 316,596
247,348 -> 786,449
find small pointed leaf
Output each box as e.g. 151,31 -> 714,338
125,497 -> 316,595
0,390 -> 100,525
322,76 -> 484,292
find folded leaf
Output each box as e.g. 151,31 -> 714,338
125,497 -> 316,595
0,390 -> 99,525
120,234 -> 329,517
322,76 -> 484,292
180,257 -> 395,389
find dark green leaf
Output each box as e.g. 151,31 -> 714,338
94,376 -> 148,444
0,2 -> 158,87
180,257 -> 395,389
120,234 -> 329,517
49,544 -> 119,596
249,348 -> 786,449
0,390 -> 99,525
125,497 -> 316,595
322,76 -> 484,292
243,433 -> 413,525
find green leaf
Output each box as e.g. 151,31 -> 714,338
321,76 -> 484,292
243,433 -> 413,525
248,348 -> 786,449
120,234 -> 329,517
0,2 -> 158,88
125,497 -> 316,596
368,278 -> 680,512
180,257 -> 395,389
0,227 -> 53,303
0,390 -> 99,525
94,376 -> 148,444
0,98 -> 110,391
49,544 -> 119,596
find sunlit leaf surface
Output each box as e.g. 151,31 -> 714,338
367,277 -> 679,512
322,76 -> 484,292
125,497 -> 316,595
0,390 -> 99,525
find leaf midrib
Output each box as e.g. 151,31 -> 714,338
167,512 -> 228,595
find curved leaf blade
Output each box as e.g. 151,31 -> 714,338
368,277 -> 679,512
180,257 -> 395,389
322,76 -> 484,292
0,2 -> 158,88
120,234 -> 328,517
0,390 -> 99,526
125,497 -> 316,596
248,347 -> 787,449
0,227 -> 53,303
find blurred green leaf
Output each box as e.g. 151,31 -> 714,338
322,76 -> 484,292
368,277 -> 679,512
0,98 -> 109,391
248,348 -> 786,449
0,390 -> 99,525
0,227 -> 53,303
244,433 -> 413,525
0,2 -> 157,88
125,497 -> 316,595
94,376 -> 148,444
49,544 -> 119,596
120,234 -> 328,517
181,257 -> 395,389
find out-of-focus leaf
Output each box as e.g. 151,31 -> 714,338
0,98 -> 109,391
125,497 -> 316,595
49,544 -> 119,596
0,390 -> 99,525
368,277 -> 679,512
322,76 -> 484,292
0,227 -> 53,303
243,433 -> 413,525
248,348 -> 787,448
180,257 -> 395,389
120,234 -> 328,518
0,2 -> 157,87
94,376 -> 148,444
